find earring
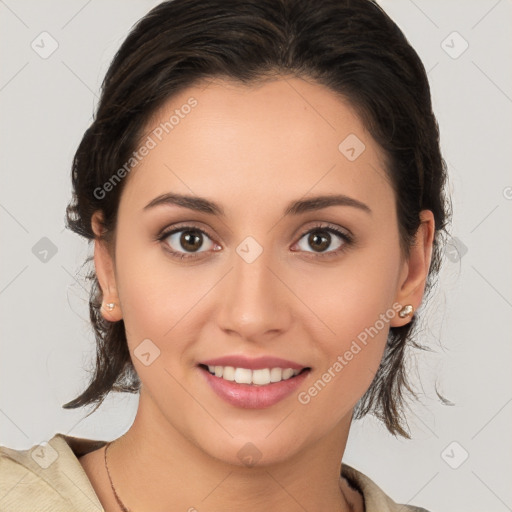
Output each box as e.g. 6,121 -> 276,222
103,302 -> 116,312
398,304 -> 414,318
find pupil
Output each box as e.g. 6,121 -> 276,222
181,231 -> 202,252
309,231 -> 329,252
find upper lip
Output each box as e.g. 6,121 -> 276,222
199,355 -> 309,371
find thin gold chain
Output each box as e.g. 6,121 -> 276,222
104,441 -> 131,512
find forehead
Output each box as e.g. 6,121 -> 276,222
120,76 -> 393,217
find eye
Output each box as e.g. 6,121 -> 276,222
292,223 -> 353,258
157,222 -> 353,261
158,225 -> 220,260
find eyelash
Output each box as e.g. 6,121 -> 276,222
156,222 -> 354,261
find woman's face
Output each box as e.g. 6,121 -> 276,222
94,76 -> 432,466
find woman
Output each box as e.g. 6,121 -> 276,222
0,0 -> 449,510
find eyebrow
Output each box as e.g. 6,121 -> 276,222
143,192 -> 372,216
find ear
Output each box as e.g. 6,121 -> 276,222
91,211 -> 123,322
390,210 -> 435,327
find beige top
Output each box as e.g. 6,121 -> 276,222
0,433 -> 430,511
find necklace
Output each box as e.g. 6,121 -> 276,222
104,441 -> 131,512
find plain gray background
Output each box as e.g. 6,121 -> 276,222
1,1 -> 511,511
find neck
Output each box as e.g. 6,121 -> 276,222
106,391 -> 359,512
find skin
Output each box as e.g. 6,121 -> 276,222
79,76 -> 434,512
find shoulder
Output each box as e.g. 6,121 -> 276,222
341,463 -> 432,512
0,433 -> 107,512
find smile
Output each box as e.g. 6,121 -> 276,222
201,364 -> 306,386
198,364 -> 311,409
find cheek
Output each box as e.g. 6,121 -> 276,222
113,251 -> 197,394
113,229 -> 186,347
295,301 -> 393,426
293,247 -> 401,409
295,240 -> 401,338
112,229 -> 221,386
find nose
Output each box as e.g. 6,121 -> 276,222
215,240 -> 293,343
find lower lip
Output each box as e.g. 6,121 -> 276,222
199,366 -> 310,409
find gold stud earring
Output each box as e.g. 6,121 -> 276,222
104,302 -> 116,312
398,304 -> 414,318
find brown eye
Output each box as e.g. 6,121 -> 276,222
296,228 -> 346,254
291,224 -> 353,258
161,226 -> 218,259
179,230 -> 204,252
307,231 -> 331,252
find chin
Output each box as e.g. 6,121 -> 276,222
197,431 -> 303,469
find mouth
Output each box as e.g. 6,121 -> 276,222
198,362 -> 312,409
198,364 -> 311,386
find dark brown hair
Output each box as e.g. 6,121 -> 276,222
63,0 -> 451,437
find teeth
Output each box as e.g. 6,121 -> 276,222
234,367 -> 252,384
205,365 -> 302,385
222,366 -> 235,381
252,368 -> 271,385
270,367 -> 282,382
282,368 -> 295,380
